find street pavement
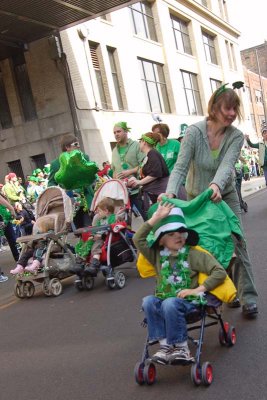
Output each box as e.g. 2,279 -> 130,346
0,179 -> 267,400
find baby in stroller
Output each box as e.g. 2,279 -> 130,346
73,179 -> 137,290
133,201 -> 227,365
75,197 -> 117,277
10,216 -> 55,275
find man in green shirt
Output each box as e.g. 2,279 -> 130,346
245,124 -> 267,185
152,123 -> 180,173
111,121 -> 145,219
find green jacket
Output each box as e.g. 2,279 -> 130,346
133,222 -> 227,292
167,119 -> 244,197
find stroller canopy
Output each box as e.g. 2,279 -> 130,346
90,179 -> 129,212
35,186 -> 73,223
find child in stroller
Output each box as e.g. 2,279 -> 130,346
10,216 -> 55,275
11,186 -> 77,298
133,201 -> 227,365
73,197 -> 117,277
73,179 -> 137,290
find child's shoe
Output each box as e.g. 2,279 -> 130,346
10,265 -> 24,275
0,273 -> 8,283
25,260 -> 41,273
169,345 -> 194,365
151,345 -> 172,365
84,258 -> 101,277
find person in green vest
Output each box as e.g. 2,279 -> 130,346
111,122 -> 146,219
152,123 -> 180,173
242,161 -> 250,181
245,124 -> 267,185
48,133 -> 95,228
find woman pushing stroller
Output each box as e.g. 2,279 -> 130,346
133,201 -> 226,365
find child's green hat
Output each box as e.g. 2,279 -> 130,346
147,202 -> 199,247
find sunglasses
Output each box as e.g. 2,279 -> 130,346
70,142 -> 80,147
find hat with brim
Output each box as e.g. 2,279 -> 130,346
147,204 -> 199,247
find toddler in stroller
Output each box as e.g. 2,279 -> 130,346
133,195 -> 237,386
11,186 -> 77,298
73,179 -> 137,291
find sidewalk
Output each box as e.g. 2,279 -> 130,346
241,176 -> 266,198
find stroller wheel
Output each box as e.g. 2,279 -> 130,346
219,322 -> 236,346
143,363 -> 156,385
48,278 -> 63,296
82,275 -> 94,291
134,362 -> 145,385
23,281 -> 35,298
201,362 -> 213,386
114,271 -> 126,289
191,364 -> 201,386
74,279 -> 84,291
14,282 -> 25,299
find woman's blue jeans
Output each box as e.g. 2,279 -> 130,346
142,295 -> 197,345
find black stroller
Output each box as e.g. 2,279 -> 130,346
235,168 -> 248,212
134,294 -> 236,387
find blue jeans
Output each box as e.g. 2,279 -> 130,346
142,295 -> 197,345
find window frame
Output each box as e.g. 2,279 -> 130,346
202,31 -> 218,65
138,58 -> 170,113
129,2 -> 157,42
170,14 -> 192,55
181,70 -> 203,116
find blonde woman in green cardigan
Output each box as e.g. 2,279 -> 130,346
159,84 -> 258,318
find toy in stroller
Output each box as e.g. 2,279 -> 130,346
73,179 -> 137,291
13,186 -> 76,298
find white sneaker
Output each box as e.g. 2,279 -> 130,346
151,345 -> 172,365
0,274 -> 8,283
169,346 -> 194,365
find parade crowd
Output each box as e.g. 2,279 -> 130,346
1,82 -> 266,363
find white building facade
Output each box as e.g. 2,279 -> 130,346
60,0 -> 251,165
0,0 -> 252,179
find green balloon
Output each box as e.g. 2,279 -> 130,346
55,150 -> 98,190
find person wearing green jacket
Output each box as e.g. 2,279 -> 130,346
48,133 -> 95,228
159,84 -> 258,318
245,124 -> 267,185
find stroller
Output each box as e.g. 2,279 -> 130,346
235,171 -> 248,213
74,179 -> 137,291
14,186 -> 76,298
134,190 -> 240,387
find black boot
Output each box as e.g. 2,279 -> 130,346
84,258 -> 101,277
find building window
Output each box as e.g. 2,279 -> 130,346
250,114 -> 256,131
138,58 -> 170,113
89,42 -> 109,110
7,159 -> 24,181
107,47 -> 124,110
225,41 -> 237,70
12,52 -> 37,122
171,15 -> 192,55
202,31 -> 218,64
210,78 -> 222,93
246,86 -> 252,103
0,70 -> 12,129
181,70 -> 203,115
255,89 -> 263,103
31,153 -> 47,170
129,2 -> 157,42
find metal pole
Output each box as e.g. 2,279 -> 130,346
255,48 -> 267,123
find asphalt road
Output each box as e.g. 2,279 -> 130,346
1,184 -> 267,400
